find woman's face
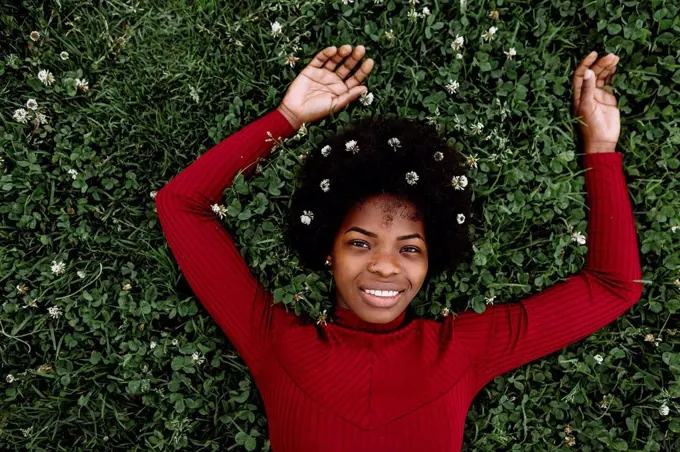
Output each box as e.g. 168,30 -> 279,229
326,193 -> 428,324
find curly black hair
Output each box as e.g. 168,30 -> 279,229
284,114 -> 474,289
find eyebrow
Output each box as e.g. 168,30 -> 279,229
344,226 -> 425,242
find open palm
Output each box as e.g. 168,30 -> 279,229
279,45 -> 375,128
572,51 -> 621,148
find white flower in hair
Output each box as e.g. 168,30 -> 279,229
405,171 -> 419,185
321,145 -> 331,157
320,179 -> 330,192
457,213 -> 465,224
300,210 -> 314,225
451,175 -> 468,190
388,137 -> 401,150
433,151 -> 444,161
345,140 -> 359,154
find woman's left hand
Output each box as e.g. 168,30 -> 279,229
572,51 -> 621,153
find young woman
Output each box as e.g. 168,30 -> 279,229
155,44 -> 642,451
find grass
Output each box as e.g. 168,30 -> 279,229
1,0 -> 679,450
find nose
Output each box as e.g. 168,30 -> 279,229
369,250 -> 401,276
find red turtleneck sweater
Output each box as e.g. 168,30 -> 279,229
155,108 -> 643,451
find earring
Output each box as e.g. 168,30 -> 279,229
325,257 -> 331,266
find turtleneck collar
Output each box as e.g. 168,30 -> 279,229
331,306 -> 409,333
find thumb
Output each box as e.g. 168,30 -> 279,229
580,69 -> 595,109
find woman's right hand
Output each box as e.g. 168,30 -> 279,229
278,45 -> 375,129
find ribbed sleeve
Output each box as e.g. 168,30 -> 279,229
154,108 -> 298,377
456,152 -> 643,394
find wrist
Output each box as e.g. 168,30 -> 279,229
584,142 -> 617,154
277,104 -> 302,130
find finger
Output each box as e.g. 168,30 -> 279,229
345,58 -> 375,90
596,56 -> 620,88
573,51 -> 599,113
330,85 -> 367,115
323,44 -> 352,71
579,68 -> 596,114
336,45 -> 366,80
307,46 -> 338,68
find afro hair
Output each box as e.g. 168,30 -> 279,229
284,114 -> 474,287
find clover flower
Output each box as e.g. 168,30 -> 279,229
38,69 -> 55,86
345,140 -> 359,154
405,171 -> 419,185
300,210 -> 314,225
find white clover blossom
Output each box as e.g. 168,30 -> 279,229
320,179 -> 330,192
321,145 -> 331,157
572,231 -> 586,245
451,175 -> 468,190
388,137 -> 401,150
457,213 -> 466,224
482,26 -> 498,42
485,295 -> 496,305
359,91 -> 374,106
60,51 -> 69,60
122,283 -> 132,291
38,69 -> 55,86
445,79 -> 459,95
77,270 -> 86,279
440,306 -> 450,317
20,426 -> 33,437
451,35 -> 465,51
51,260 -> 66,275
434,151 -> 444,161
270,22 -> 282,38
171,339 -> 179,346
660,404 -> 670,416
385,29 -> 394,41
75,78 -> 89,91
189,85 -> 200,103
150,341 -> 157,349
48,306 -> 62,319
671,225 -> 678,233
35,113 -> 48,125
456,53 -> 464,60
470,122 -> 484,134
30,31 -> 40,41
150,190 -> 158,199
67,168 -> 78,180
211,203 -> 227,219
421,7 -> 431,16
26,99 -> 38,110
594,354 -> 604,364
13,108 -> 29,123
405,171 -> 419,185
192,352 -> 206,365
504,48 -> 517,60
300,210 -> 314,225
6,374 -> 15,383
345,140 -> 359,154
466,154 -> 479,169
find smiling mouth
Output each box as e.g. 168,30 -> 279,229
359,288 -> 405,306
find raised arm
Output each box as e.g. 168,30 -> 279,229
451,51 -> 643,393
155,108 -> 298,377
155,45 -> 375,378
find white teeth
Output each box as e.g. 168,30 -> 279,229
364,289 -> 400,297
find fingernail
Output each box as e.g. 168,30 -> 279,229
584,69 -> 593,80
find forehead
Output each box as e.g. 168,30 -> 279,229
343,194 -> 423,230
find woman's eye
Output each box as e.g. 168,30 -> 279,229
349,241 -> 420,253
